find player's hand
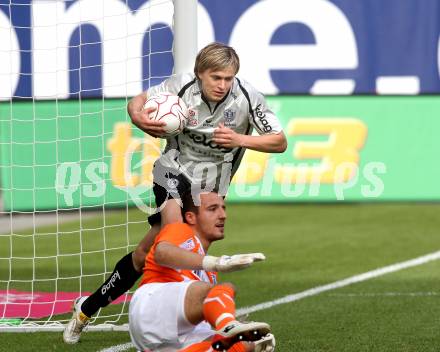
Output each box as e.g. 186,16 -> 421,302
253,333 -> 276,352
128,95 -> 166,137
202,253 -> 265,273
213,123 -> 245,148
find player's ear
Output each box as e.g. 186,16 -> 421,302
184,211 -> 197,225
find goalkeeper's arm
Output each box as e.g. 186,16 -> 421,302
154,242 -> 265,273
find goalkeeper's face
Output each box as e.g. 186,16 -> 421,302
199,67 -> 235,102
194,192 -> 227,243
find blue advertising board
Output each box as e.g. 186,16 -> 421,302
0,0 -> 439,97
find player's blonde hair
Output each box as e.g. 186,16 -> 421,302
194,42 -> 240,78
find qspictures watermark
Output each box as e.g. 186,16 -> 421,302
55,151 -> 387,213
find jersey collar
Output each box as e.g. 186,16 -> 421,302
197,78 -> 233,114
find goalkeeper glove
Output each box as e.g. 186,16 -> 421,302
202,253 -> 265,273
254,333 -> 276,352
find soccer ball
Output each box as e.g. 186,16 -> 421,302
143,92 -> 188,137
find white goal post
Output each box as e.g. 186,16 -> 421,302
0,0 -> 197,332
173,0 -> 198,74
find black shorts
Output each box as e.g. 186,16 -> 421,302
147,165 -> 191,226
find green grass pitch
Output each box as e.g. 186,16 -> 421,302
1,202 -> 440,351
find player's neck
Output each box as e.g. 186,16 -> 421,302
193,230 -> 211,253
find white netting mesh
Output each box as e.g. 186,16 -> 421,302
0,0 -> 175,330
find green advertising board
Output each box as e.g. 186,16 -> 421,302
0,96 -> 439,211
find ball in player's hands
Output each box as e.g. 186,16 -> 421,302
143,92 -> 188,137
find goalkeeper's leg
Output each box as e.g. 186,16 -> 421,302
180,338 -> 275,352
179,335 -> 275,352
182,282 -> 272,352
201,284 -> 270,351
74,179 -> 186,320
179,341 -> 250,351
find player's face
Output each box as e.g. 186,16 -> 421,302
194,193 -> 227,243
198,67 -> 235,102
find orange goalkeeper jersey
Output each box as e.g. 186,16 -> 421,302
139,223 -> 217,286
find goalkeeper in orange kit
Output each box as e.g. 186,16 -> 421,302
128,191 -> 275,352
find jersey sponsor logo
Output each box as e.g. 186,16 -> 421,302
181,140 -> 226,159
183,129 -> 232,153
255,104 -> 273,132
179,238 -> 195,250
7,1 -> 440,98
101,270 -> 121,296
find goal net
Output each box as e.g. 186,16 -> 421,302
0,0 -> 196,332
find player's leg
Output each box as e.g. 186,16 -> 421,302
183,281 -> 213,324
129,281 -> 212,351
80,223 -> 161,316
62,223 -> 159,344
203,285 -> 270,351
179,341 -> 251,352
179,341 -> 213,352
179,335 -> 276,352
129,282 -> 187,351
63,199 -> 181,344
63,166 -> 190,343
81,168 -> 189,311
184,282 -> 271,351
186,281 -> 269,334
129,282 -> 248,351
180,336 -> 275,352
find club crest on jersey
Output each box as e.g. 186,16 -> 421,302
188,108 -> 198,126
180,238 -> 195,250
223,109 -> 236,127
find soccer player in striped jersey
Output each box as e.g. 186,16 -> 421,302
129,191 -> 275,351
64,42 -> 286,344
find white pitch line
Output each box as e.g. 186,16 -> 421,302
327,292 -> 440,297
99,249 -> 440,352
99,342 -> 134,352
236,249 -> 440,316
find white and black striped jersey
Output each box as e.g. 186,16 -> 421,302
147,73 -> 283,188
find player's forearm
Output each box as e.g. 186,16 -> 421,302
240,132 -> 287,153
154,242 -> 204,270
